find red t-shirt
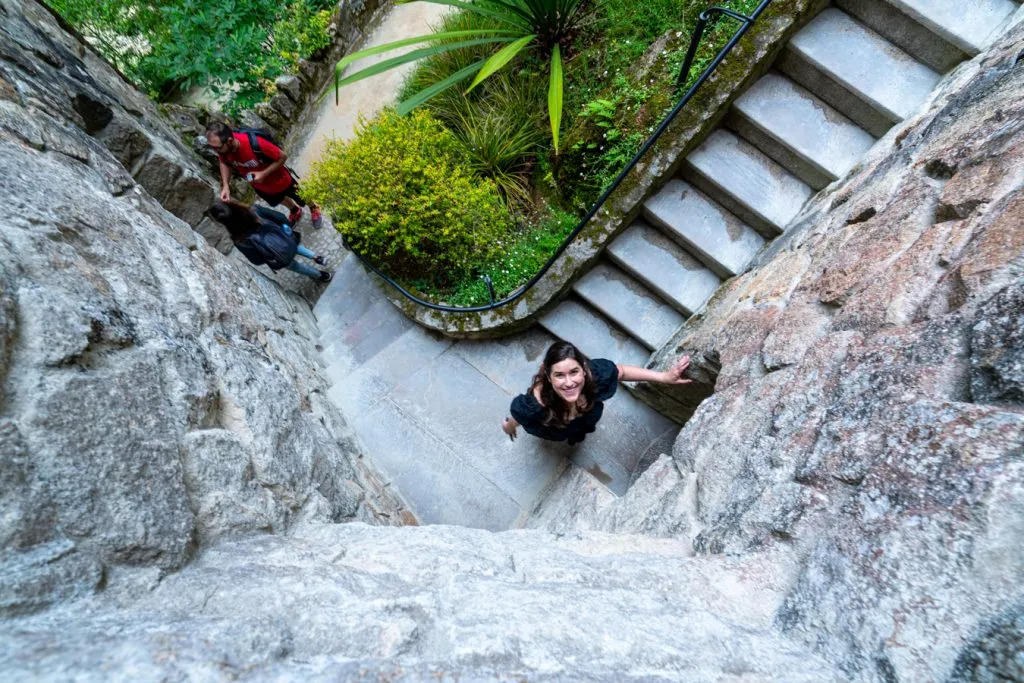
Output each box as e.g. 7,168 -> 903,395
219,132 -> 293,194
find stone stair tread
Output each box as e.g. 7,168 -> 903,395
732,72 -> 875,186
644,178 -> 765,278
889,0 -> 1018,54
786,8 -> 940,123
683,129 -> 813,235
573,263 -> 685,351
607,219 -> 722,316
539,298 -> 649,367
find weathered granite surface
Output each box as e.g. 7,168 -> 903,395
0,4 -> 1021,682
540,15 -> 1024,683
1,0 -> 231,250
0,125 -> 412,617
0,523 -> 842,682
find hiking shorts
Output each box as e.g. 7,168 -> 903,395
254,176 -> 307,208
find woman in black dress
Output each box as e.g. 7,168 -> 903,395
501,341 -> 692,444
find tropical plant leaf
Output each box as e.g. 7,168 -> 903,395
548,43 -> 563,152
333,29 -> 519,75
336,37 -> 513,90
466,34 -> 535,92
396,59 -> 487,115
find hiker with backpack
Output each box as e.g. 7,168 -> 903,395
206,200 -> 333,282
204,121 -> 324,230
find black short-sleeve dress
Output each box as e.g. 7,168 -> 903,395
509,358 -> 619,445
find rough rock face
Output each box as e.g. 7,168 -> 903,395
0,123 -> 411,617
570,15 -> 1024,683
0,0 -> 231,251
0,523 -> 842,681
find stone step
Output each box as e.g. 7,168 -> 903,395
644,178 -> 766,279
606,219 -> 722,316
833,0 -> 964,72
538,297 -> 650,367
728,72 -> 876,190
778,8 -> 941,137
682,129 -> 813,237
572,263 -> 686,351
887,0 -> 1019,55
838,0 -> 1019,69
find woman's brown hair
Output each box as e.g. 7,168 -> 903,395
206,200 -> 261,243
531,341 -> 597,427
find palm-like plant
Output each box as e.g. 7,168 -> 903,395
332,0 -> 594,151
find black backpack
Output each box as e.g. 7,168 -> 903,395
234,127 -> 282,165
243,220 -> 298,271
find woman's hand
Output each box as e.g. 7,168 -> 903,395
661,355 -> 692,385
502,417 -> 518,441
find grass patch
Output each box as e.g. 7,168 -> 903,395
409,209 -> 578,306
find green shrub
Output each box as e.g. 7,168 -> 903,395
273,0 -> 334,70
303,109 -> 513,286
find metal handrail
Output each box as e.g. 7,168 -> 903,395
347,0 -> 774,313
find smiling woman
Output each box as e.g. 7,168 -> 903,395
502,341 -> 692,445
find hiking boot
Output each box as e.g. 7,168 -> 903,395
288,207 -> 303,226
310,207 -> 324,230
313,255 -> 327,266
319,270 -> 332,283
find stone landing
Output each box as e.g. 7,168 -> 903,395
314,253 -> 678,530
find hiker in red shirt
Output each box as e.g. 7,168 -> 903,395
205,121 -> 324,229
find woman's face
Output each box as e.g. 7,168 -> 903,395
549,358 -> 584,404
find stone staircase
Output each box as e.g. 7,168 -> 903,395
537,0 -> 1020,365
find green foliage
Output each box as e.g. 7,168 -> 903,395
334,0 -> 594,150
416,209 -> 578,306
45,0 -> 336,110
447,75 -> 545,206
546,0 -> 764,210
274,0 -> 334,70
302,110 -> 513,286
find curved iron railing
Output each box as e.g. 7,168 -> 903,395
347,0 -> 774,313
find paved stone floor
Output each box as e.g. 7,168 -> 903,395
268,2 -> 679,528
315,253 -> 679,529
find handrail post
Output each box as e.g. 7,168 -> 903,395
482,275 -> 496,305
676,15 -> 709,92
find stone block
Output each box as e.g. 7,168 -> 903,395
254,101 -> 285,130
96,113 -> 153,172
275,74 -> 302,103
297,58 -> 325,88
162,171 -> 216,227
268,92 -> 296,122
133,151 -> 183,204
160,103 -> 204,136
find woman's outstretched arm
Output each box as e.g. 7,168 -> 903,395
617,355 -> 692,385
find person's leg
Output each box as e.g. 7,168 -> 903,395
281,192 -> 303,225
291,181 -> 323,229
295,244 -> 315,259
286,260 -> 322,279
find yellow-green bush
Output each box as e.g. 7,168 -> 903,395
303,109 -> 513,286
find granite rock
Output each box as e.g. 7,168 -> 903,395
0,524 -> 841,682
541,14 -> 1024,683
0,136 -> 412,614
